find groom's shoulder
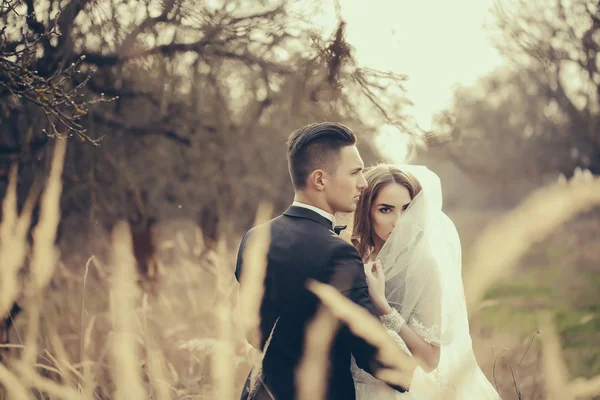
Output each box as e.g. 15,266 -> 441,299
325,236 -> 362,260
241,214 -> 356,253
277,214 -> 359,254
240,214 -> 289,243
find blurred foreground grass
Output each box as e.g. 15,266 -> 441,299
477,214 -> 600,379
1,140 -> 600,400
454,207 -> 600,399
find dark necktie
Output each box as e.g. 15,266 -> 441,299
333,224 -> 347,235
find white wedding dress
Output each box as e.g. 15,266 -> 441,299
351,165 -> 500,400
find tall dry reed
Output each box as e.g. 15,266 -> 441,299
109,221 -> 145,400
464,174 -> 600,313
1,137 -> 599,400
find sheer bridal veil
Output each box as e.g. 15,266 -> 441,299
377,165 -> 500,399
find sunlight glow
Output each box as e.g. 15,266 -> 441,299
307,0 -> 505,162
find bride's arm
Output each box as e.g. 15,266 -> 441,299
377,306 -> 440,372
365,260 -> 441,372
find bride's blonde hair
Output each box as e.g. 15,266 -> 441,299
351,164 -> 422,261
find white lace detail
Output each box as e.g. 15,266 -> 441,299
386,328 -> 411,354
380,309 -> 406,332
409,317 -> 441,346
431,371 -> 457,394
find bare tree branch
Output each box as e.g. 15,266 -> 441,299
90,111 -> 191,146
117,0 -> 177,54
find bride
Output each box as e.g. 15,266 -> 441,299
349,164 -> 500,399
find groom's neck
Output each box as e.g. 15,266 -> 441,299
294,191 -> 334,215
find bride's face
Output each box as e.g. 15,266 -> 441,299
370,182 -> 412,244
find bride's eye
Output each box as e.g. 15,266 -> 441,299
379,207 -> 391,213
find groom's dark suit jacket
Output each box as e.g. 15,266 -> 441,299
235,205 -> 406,400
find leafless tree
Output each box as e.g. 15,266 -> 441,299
492,0 -> 600,172
431,68 -> 574,183
0,0 -> 412,240
428,0 -> 600,202
0,0 -> 109,180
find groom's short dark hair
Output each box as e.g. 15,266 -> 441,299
286,122 -> 357,189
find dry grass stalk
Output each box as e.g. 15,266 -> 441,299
459,174 -> 600,399
0,362 -> 30,399
538,312 -> 600,400
78,255 -> 97,400
138,279 -> 171,400
246,318 -> 279,399
464,175 -> 600,313
238,202 -> 273,349
212,238 -> 236,400
0,167 -> 18,241
0,139 -> 70,398
194,227 -> 205,256
29,138 -> 67,292
109,221 -> 145,400
296,306 -> 340,400
46,325 -> 77,386
81,316 -> 97,400
21,140 -> 67,367
233,202 -> 274,397
14,362 -> 83,400
0,167 -> 37,317
538,312 -> 571,400
146,346 -> 172,400
568,375 -> 600,399
306,280 -> 418,390
20,301 -> 41,367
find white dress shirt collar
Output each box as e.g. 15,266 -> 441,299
291,201 -> 336,227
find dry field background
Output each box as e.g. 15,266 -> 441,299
1,141 -> 600,400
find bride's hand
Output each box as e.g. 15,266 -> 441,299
364,259 -> 392,315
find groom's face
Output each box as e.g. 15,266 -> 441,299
324,145 -> 368,213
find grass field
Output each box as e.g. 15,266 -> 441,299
2,143 -> 600,399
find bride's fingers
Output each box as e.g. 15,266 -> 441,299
375,258 -> 383,274
369,261 -> 377,273
363,263 -> 372,279
365,265 -> 378,283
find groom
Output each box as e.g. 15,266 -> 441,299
235,122 -> 408,399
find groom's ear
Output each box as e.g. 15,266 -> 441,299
309,169 -> 326,191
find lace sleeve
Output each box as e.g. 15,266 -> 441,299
379,309 -> 411,354
409,317 -> 442,346
380,308 -> 406,332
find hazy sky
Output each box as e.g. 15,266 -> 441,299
311,0 -> 505,161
